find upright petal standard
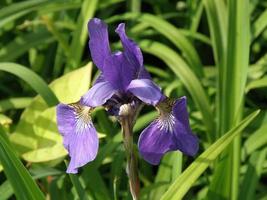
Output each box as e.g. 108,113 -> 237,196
84,18 -> 164,108
88,18 -> 111,70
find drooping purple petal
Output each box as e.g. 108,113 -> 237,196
102,52 -> 136,90
173,96 -> 191,131
127,79 -> 163,105
173,127 -> 199,156
66,124 -> 98,173
88,18 -> 111,70
172,98 -> 199,156
56,104 -> 76,149
81,81 -> 117,107
115,23 -> 143,69
56,103 -> 99,173
138,121 -> 176,165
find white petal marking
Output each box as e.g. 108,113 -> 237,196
156,113 -> 175,133
70,104 -> 93,134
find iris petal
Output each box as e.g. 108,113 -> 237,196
173,97 -> 191,131
88,18 -> 111,70
127,79 -> 163,105
56,103 -> 99,173
173,127 -> 199,156
66,125 -> 98,173
138,121 -> 176,165
172,98 -> 199,156
115,23 -> 143,69
103,52 -> 136,90
81,81 -> 117,107
56,104 -> 76,150
115,23 -> 151,80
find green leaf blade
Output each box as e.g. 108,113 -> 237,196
0,62 -> 58,107
0,126 -> 45,200
161,110 -> 260,200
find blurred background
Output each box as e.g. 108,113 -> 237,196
0,0 -> 267,200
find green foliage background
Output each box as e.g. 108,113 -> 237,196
0,0 -> 267,199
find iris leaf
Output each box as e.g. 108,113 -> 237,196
65,0 -> 98,71
244,123 -> 267,155
0,97 -> 33,112
251,8 -> 267,40
207,0 -> 250,198
0,62 -> 58,106
246,76 -> 267,92
161,110 -> 260,200
0,126 -> 45,200
239,149 -> 267,200
139,14 -> 204,78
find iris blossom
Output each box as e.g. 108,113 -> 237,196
138,97 -> 199,165
81,18 -> 163,108
56,18 -> 198,173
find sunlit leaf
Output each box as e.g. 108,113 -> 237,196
10,63 -> 92,162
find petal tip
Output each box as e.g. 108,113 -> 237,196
66,167 -> 78,174
175,96 -> 187,107
115,23 -> 125,34
180,96 -> 187,101
138,151 -> 162,165
88,18 -> 103,26
188,135 -> 199,156
88,18 -> 108,35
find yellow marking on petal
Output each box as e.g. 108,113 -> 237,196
69,103 -> 93,134
156,97 -> 176,133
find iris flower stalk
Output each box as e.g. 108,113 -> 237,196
56,18 -> 199,200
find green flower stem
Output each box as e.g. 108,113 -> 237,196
121,117 -> 140,200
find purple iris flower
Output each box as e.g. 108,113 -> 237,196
81,18 -> 163,108
56,18 -> 198,173
138,97 -> 199,165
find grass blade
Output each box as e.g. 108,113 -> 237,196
0,32 -> 54,62
239,148 -> 267,200
204,0 -> 227,70
204,0 -> 227,140
208,0 -> 251,199
66,0 -> 98,71
0,62 -> 58,106
68,172 -> 90,200
0,180 -> 13,200
0,168 -> 62,200
0,126 -> 45,200
160,110 -> 260,200
246,76 -> 267,92
151,152 -> 182,200
0,0 -> 48,19
244,123 -> 267,155
251,8 -> 267,40
0,97 -> 32,112
139,14 -> 204,78
0,0 -> 63,29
